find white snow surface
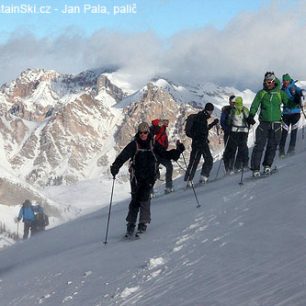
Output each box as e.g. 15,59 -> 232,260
1,135 -> 306,305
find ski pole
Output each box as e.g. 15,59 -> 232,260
182,152 -> 201,208
214,131 -> 231,180
103,177 -> 116,245
17,221 -> 19,240
239,127 -> 250,186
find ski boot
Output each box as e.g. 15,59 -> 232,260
137,223 -> 147,233
125,223 -> 136,238
199,175 -> 208,184
263,166 -> 271,175
252,170 -> 261,178
164,187 -> 174,194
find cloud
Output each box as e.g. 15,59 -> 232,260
1,2 -> 306,91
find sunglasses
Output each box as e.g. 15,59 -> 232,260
139,131 -> 149,135
265,80 -> 274,85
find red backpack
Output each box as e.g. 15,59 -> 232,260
151,119 -> 169,149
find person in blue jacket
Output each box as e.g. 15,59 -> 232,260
17,199 -> 35,239
279,73 -> 303,157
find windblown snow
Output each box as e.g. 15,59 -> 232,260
0,137 -> 306,305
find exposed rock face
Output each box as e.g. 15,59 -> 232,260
0,69 -> 123,187
0,68 -> 229,190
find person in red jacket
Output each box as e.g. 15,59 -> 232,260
151,119 -> 174,193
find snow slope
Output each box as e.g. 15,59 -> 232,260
0,136 -> 306,305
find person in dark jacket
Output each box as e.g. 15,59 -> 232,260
17,199 -> 35,239
184,103 -> 219,186
110,122 -> 184,236
246,72 -> 288,177
279,73 -> 303,157
220,95 -> 236,144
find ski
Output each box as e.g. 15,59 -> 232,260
241,167 -> 278,183
123,232 -> 142,240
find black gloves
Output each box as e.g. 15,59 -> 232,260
246,116 -> 256,126
176,140 -> 185,153
208,118 -> 219,130
110,164 -> 119,178
212,118 -> 219,125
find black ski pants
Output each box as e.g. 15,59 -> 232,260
23,221 -> 33,240
279,113 -> 301,153
158,157 -> 173,189
184,142 -> 213,181
223,131 -> 249,171
251,121 -> 281,171
126,177 -> 152,225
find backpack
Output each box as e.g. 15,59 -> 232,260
35,212 -> 49,227
185,113 -> 197,138
129,140 -> 158,183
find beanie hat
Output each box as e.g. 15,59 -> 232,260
138,122 -> 150,132
23,199 -> 31,207
282,73 -> 291,81
264,71 -> 276,81
229,95 -> 236,103
234,96 -> 243,111
204,102 -> 214,112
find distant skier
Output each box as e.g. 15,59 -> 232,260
246,72 -> 289,177
32,204 -> 49,234
184,102 -> 219,186
279,73 -> 303,157
17,199 -> 35,239
110,122 -> 185,237
223,96 -> 249,173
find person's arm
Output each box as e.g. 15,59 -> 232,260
17,208 -> 23,221
110,141 -> 136,177
249,91 -> 263,117
280,90 -> 289,107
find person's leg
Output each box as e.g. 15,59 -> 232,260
138,183 -> 152,230
23,222 -> 30,239
236,132 -> 249,169
251,122 -> 269,171
185,147 -> 201,181
201,143 -> 213,177
159,158 -> 173,189
288,113 -> 301,153
126,179 -> 139,228
263,122 -> 282,167
223,133 -> 236,172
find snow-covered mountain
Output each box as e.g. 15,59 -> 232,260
0,141 -> 306,305
0,68 -> 256,190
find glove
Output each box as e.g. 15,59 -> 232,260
208,118 -> 219,129
246,116 -> 256,126
110,164 -> 119,178
15,217 -> 21,223
176,140 -> 185,153
213,118 -> 219,125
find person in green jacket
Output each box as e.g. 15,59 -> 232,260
246,72 -> 289,177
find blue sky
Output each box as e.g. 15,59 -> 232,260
0,0 -> 305,90
0,0 -> 267,40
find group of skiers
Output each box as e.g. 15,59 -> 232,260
110,71 -> 305,237
16,199 -> 49,239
